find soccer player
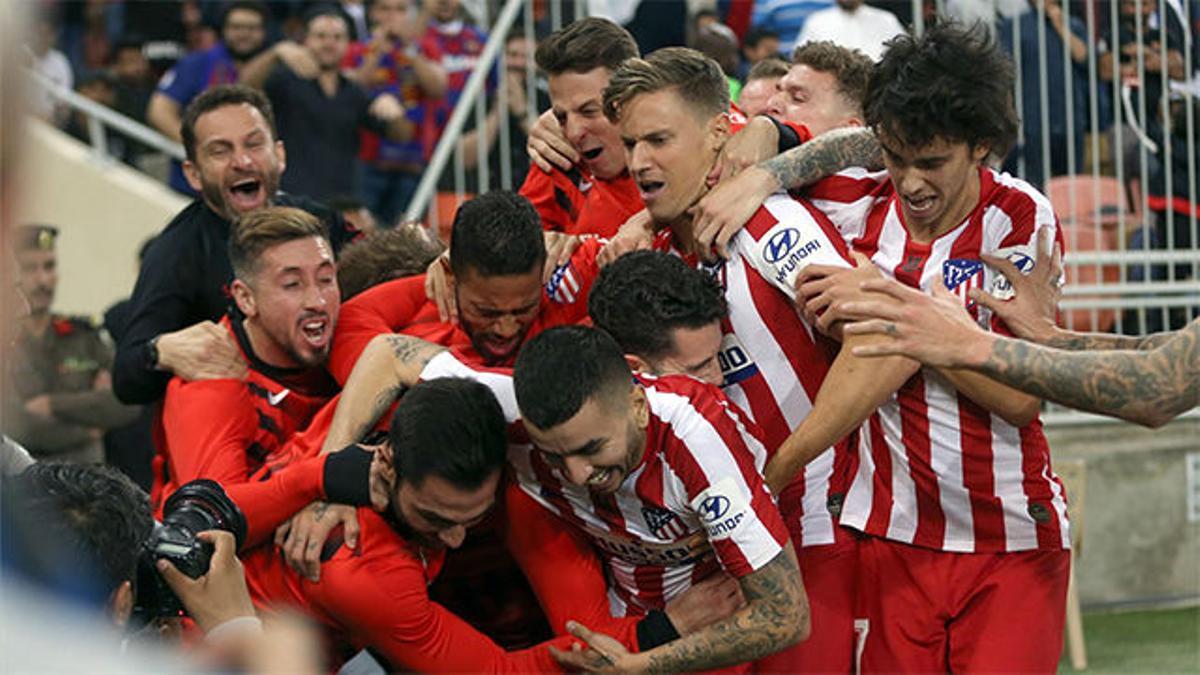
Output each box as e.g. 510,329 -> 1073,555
601,46 -> 916,671
360,327 -> 806,671
240,377 -> 576,672
702,24 -> 1071,671
518,18 -> 643,238
588,250 -> 727,387
327,190 -> 599,379
153,207 -> 340,509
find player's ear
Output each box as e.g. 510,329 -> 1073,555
230,278 -> 257,318
629,384 -> 649,429
709,112 -> 731,147
624,353 -> 651,374
970,142 -> 990,164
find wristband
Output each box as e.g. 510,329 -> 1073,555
323,445 -> 376,507
635,609 -> 681,650
762,115 -> 802,153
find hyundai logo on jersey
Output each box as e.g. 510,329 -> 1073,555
764,228 -> 801,263
699,495 -> 731,523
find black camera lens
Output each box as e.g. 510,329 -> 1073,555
131,479 -> 247,624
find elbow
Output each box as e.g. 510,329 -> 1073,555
1135,408 -> 1176,429
1002,401 -> 1041,428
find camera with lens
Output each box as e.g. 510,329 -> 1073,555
131,479 -> 246,624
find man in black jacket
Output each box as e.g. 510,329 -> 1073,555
113,85 -> 359,405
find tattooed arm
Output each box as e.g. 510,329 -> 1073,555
839,278 -> 1200,428
552,547 -> 808,673
974,324 -> 1199,428
757,126 -> 883,191
693,127 -> 882,255
1039,328 -> 1180,352
319,334 -> 446,454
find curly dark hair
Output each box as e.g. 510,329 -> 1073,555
6,463 -> 152,594
865,22 -> 1018,157
589,250 -> 727,361
449,191 -> 545,279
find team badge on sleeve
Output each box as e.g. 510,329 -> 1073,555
545,263 -> 581,304
690,477 -> 751,540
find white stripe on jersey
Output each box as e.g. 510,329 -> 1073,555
816,168 -> 1071,553
420,352 -> 784,612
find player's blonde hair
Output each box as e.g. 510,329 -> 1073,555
602,47 -> 729,123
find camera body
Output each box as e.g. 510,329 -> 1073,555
132,479 -> 246,623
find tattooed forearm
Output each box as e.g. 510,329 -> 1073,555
979,319 -> 1199,428
643,548 -> 807,673
1043,329 -> 1178,352
320,334 -> 445,453
760,127 -> 882,190
384,333 -> 445,369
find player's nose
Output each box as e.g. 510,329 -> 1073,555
563,456 -> 593,486
439,525 -> 467,549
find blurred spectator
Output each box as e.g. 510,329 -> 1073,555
336,223 -> 445,300
999,0 -> 1094,189
421,0 -> 490,163
694,23 -> 744,101
147,1 -> 269,195
944,0 -> 1028,33
240,6 -> 414,203
737,26 -> 781,80
4,225 -> 139,464
624,0 -> 689,53
27,13 -> 74,128
346,0 -> 448,227
111,37 -> 154,124
64,69 -> 136,161
444,31 -> 549,193
1099,0 -> 1195,176
796,0 -> 905,61
739,57 -> 789,116
341,0 -> 370,42
752,0 -> 837,54
328,195 -> 380,235
103,236 -> 159,491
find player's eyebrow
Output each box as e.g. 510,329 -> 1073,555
563,438 -> 605,458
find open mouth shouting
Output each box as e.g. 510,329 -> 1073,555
902,193 -> 938,220
637,177 -> 666,203
298,313 -> 332,352
227,176 -> 267,213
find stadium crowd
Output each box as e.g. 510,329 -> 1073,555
5,1 -> 1198,673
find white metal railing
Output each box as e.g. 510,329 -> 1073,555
24,68 -> 184,162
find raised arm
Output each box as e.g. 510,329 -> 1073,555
693,127 -> 883,254
842,280 -> 1200,428
319,333 -> 446,453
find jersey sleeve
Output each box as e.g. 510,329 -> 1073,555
984,189 -> 1065,338
736,194 -> 854,298
161,378 -> 258,489
227,453 -> 329,548
328,275 -> 432,384
804,168 -> 890,241
519,166 -> 581,233
665,391 -> 789,579
542,236 -> 602,317
504,482 -> 644,650
155,54 -> 203,104
315,543 -> 571,673
419,351 -> 521,423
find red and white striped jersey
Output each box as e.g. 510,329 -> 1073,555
419,351 -> 789,616
807,166 -> 1071,553
652,194 -> 853,547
